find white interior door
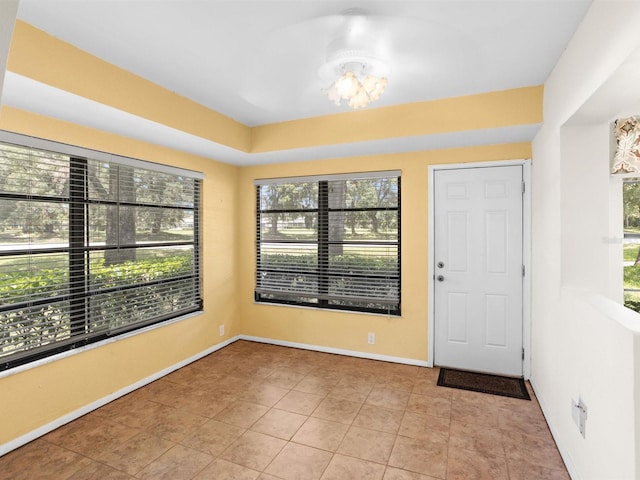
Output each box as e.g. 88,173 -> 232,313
433,165 -> 523,377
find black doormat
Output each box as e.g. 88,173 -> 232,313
437,368 -> 531,400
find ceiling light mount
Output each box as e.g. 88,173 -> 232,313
319,51 -> 390,110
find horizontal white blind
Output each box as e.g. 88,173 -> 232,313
0,136 -> 202,370
0,130 -> 205,180
254,170 -> 401,186
256,173 -> 400,315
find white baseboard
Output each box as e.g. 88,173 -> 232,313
239,334 -> 431,367
529,377 -> 579,480
0,335 -> 240,457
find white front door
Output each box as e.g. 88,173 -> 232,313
433,165 -> 523,377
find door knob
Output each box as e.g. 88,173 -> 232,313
437,261 -> 444,268
437,275 -> 445,282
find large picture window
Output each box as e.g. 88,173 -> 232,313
0,132 -> 203,370
255,171 -> 400,315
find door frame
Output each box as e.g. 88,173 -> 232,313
427,159 -> 532,379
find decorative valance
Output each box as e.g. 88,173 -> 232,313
612,116 -> 640,174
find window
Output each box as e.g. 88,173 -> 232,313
0,132 -> 203,370
623,178 -> 640,312
255,172 -> 400,315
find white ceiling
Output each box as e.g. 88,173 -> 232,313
4,0 -> 592,164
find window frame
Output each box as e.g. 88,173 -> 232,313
255,172 -> 401,315
0,131 -> 204,371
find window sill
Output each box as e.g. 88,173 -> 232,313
0,310 -> 205,380
253,300 -> 401,318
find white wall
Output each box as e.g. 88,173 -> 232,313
532,1 -> 640,478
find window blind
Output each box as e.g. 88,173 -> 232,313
0,134 -> 202,370
255,172 -> 400,315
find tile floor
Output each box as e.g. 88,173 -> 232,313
0,340 -> 569,479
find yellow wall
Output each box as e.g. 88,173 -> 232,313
0,20 -> 536,448
0,107 -> 240,445
237,143 -> 531,362
252,86 -> 543,152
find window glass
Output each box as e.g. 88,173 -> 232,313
0,139 -> 202,370
623,179 -> 640,312
256,174 -> 400,315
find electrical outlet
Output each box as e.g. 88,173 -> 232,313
367,332 -> 375,345
219,325 -> 225,336
571,397 -> 588,438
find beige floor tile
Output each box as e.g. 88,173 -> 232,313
497,405 -> 552,437
398,411 -> 450,439
220,430 -> 287,471
383,467 -> 440,480
353,404 -> 404,434
2,342 -> 571,480
144,405 -> 208,443
91,395 -> 154,427
311,396 -> 362,424
415,367 -> 441,384
337,425 -> 396,464
0,440 -> 93,480
275,389 -> 325,415
181,419 -> 246,456
388,434 -> 448,479
130,380 -> 174,403
411,379 -> 453,400
291,417 -> 349,452
377,363 -> 421,379
446,447 -> 509,480
406,393 -> 451,419
451,388 -> 499,405
194,458 -> 260,480
449,420 -> 504,457
172,390 -> 232,418
265,443 -> 333,480
507,463 -> 571,480
307,368 -> 343,382
375,374 -> 416,393
320,454 -> 385,480
450,398 -> 500,427
137,444 -> 213,480
146,382 -> 201,409
366,387 -> 411,411
114,399 -> 181,429
251,408 -> 307,440
99,431 -> 174,475
293,374 -> 339,396
336,374 -> 377,392
502,430 -> 566,471
164,365 -> 224,391
233,366 -> 276,381
47,417 -> 140,461
238,382 -> 290,408
68,461 -> 135,479
264,369 -> 306,389
215,375 -> 255,396
215,401 -> 270,428
328,383 -> 371,403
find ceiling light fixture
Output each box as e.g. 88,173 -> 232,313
319,53 -> 390,109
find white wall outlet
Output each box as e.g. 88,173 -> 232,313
367,332 -> 375,345
571,397 -> 588,438
219,325 -> 225,336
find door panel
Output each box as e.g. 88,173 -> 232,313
434,165 -> 523,377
